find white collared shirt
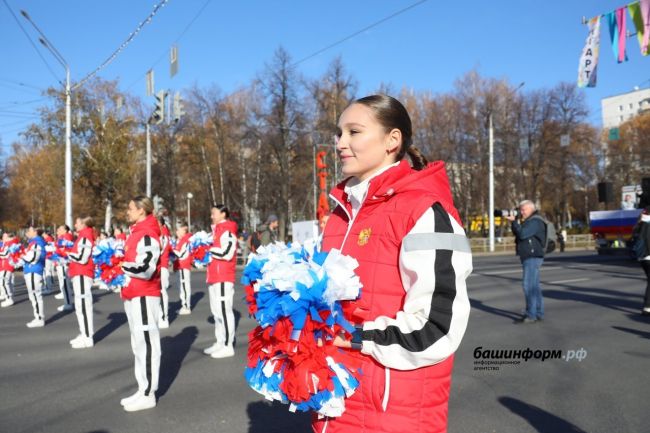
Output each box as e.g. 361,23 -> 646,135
344,162 -> 400,218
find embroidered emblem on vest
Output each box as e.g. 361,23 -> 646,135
358,228 -> 371,246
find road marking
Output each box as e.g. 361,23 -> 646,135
477,266 -> 559,276
547,278 -> 590,284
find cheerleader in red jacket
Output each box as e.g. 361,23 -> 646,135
0,232 -> 20,308
54,224 -> 74,312
42,232 -> 56,294
68,217 -> 96,349
120,196 -> 162,412
158,218 -> 172,329
172,220 -> 193,315
312,95 -> 472,433
203,204 -> 237,359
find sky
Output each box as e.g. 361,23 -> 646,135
0,0 -> 648,154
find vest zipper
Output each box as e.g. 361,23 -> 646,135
329,193 -> 361,250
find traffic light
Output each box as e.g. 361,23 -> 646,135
173,92 -> 185,123
153,195 -> 164,213
152,90 -> 166,124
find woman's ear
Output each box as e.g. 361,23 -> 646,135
386,128 -> 402,154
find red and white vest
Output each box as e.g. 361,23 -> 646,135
206,220 -> 238,284
314,160 -> 461,433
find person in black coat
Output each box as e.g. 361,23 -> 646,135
506,200 -> 546,323
633,207 -> 650,315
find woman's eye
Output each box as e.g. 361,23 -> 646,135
350,130 -> 359,135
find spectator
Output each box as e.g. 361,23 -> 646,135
506,200 -> 546,324
258,214 -> 279,247
633,207 -> 650,315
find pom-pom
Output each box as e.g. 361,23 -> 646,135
92,239 -> 125,290
188,231 -> 212,268
243,242 -> 363,417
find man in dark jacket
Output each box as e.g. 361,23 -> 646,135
258,214 -> 279,247
506,200 -> 546,323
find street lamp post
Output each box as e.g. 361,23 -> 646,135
488,114 -> 495,252
186,192 -> 193,229
21,10 -> 73,228
488,82 -> 525,253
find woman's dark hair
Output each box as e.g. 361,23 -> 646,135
212,203 -> 230,219
353,94 -> 429,170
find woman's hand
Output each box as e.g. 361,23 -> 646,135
317,334 -> 352,348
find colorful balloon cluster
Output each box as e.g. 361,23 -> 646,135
243,242 -> 363,417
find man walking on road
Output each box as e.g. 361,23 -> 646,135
506,200 -> 546,324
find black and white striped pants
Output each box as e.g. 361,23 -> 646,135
159,268 -> 169,322
177,268 -> 191,309
0,270 -> 13,300
56,265 -> 72,306
124,296 -> 161,397
208,282 -> 235,348
25,272 -> 44,321
72,275 -> 93,338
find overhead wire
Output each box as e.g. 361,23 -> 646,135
75,0 -> 171,89
124,0 -> 213,93
292,0 -> 430,67
1,0 -> 62,85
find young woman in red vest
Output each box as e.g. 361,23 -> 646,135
54,224 -> 75,312
68,216 -> 96,349
313,95 -> 472,433
120,196 -> 162,412
204,204 -> 238,359
158,218 -> 172,329
0,232 -> 20,308
172,220 -> 193,315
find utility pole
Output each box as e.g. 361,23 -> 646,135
21,10 -> 73,228
146,123 -> 152,197
488,114 -> 495,253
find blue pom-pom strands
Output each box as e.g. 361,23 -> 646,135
243,242 -> 363,418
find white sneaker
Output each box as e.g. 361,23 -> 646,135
69,334 -> 84,345
54,293 -> 64,300
210,345 -> 235,359
203,343 -> 222,355
1,299 -> 14,308
57,304 -> 74,312
123,394 -> 156,412
0,293 -> 5,301
120,391 -> 142,406
71,337 -> 94,349
26,318 -> 45,328
178,307 -> 191,315
159,319 -> 169,329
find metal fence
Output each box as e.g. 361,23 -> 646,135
469,235 -> 595,253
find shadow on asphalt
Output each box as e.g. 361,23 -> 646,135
543,253 -> 638,268
167,291 -> 206,324
470,298 -> 522,321
45,308 -> 74,325
247,401 -> 311,433
499,396 -> 588,433
158,326 -> 198,398
612,326 -> 650,340
94,312 -> 128,344
543,288 -> 640,313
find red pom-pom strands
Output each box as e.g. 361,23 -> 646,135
242,242 -> 363,417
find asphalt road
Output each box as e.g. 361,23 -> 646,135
1,251 -> 648,433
